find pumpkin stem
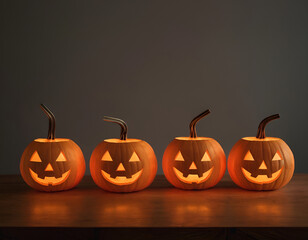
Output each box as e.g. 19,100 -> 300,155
40,104 -> 56,140
104,116 -> 128,140
189,109 -> 211,138
256,114 -> 280,139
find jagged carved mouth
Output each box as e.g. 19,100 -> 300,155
173,167 -> 213,184
29,168 -> 71,186
101,169 -> 143,185
241,167 -> 283,184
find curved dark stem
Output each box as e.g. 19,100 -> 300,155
189,109 -> 211,138
256,114 -> 280,139
40,104 -> 56,140
104,116 -> 128,140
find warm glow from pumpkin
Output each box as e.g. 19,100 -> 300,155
29,168 -> 71,186
173,167 -> 213,184
272,152 -> 282,161
129,152 -> 141,162
244,151 -> 254,161
20,104 -> 86,192
34,138 -> 70,143
201,151 -> 211,161
175,137 -> 212,141
101,169 -> 143,185
44,163 -> 54,171
175,151 -> 184,161
30,151 -> 42,162
101,151 -> 113,161
28,150 -> 72,186
31,203 -> 69,218
163,110 -> 226,190
259,161 -> 267,169
227,114 -> 295,190
55,152 -> 67,162
100,150 -> 143,185
241,167 -> 283,184
189,162 -> 197,170
242,137 -> 280,142
104,138 -> 141,143
172,150 -> 214,184
90,116 -> 157,192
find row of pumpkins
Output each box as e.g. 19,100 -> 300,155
20,104 -> 294,192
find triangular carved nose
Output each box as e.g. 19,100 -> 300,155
189,162 -> 197,170
45,163 -> 54,171
116,163 -> 125,171
259,161 -> 267,170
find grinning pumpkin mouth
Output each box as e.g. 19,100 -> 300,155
101,169 -> 143,185
241,167 -> 283,184
29,168 -> 71,186
173,167 -> 213,184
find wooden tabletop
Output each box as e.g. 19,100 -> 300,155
0,174 -> 307,228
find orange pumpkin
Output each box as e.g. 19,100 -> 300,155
228,114 -> 294,190
20,104 -> 85,192
162,110 -> 226,190
90,116 -> 157,192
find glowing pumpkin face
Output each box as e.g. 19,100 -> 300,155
228,114 -> 294,191
100,145 -> 144,185
241,147 -> 283,184
21,139 -> 85,191
163,110 -> 226,190
172,144 -> 214,184
28,144 -> 71,186
90,117 -> 157,192
20,105 -> 85,192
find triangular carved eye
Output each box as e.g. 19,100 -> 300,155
30,151 -> 42,162
102,151 -> 113,161
244,151 -> 254,161
175,151 -> 184,161
201,151 -> 211,162
129,152 -> 140,162
272,151 -> 282,161
56,152 -> 67,162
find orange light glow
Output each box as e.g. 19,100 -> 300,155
129,152 -> 141,162
244,151 -> 254,161
201,151 -> 211,162
173,167 -> 213,184
104,138 -> 141,143
175,151 -> 184,161
29,168 -> 71,186
101,169 -> 143,185
101,151 -> 113,161
44,163 -> 54,171
241,167 -> 283,184
34,138 -> 70,143
189,162 -> 197,170
116,163 -> 125,171
272,152 -> 282,161
55,152 -> 67,162
30,151 -> 42,162
175,137 -> 211,141
242,137 -> 280,142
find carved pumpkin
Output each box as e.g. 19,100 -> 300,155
162,110 -> 226,190
90,116 -> 157,192
228,114 -> 294,190
20,104 -> 85,192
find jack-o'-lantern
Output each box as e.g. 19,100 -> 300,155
228,114 -> 294,190
162,110 -> 226,190
90,116 -> 157,192
20,104 -> 85,192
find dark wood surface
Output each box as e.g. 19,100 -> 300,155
0,174 -> 307,228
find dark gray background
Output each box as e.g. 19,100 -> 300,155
1,0 -> 308,175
